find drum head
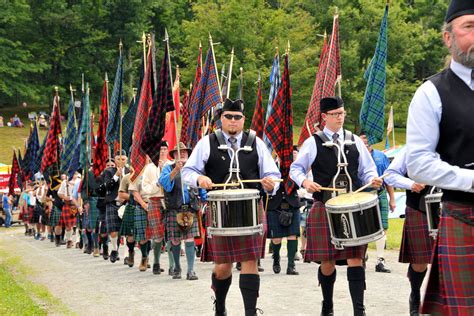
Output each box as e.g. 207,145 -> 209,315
208,188 -> 260,201
326,192 -> 377,208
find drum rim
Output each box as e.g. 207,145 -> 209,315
208,188 -> 260,200
325,192 -> 378,208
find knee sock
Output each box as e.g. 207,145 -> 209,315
127,240 -> 135,254
272,242 -> 281,262
376,234 -> 387,259
318,267 -> 336,311
347,266 -> 366,316
86,231 -> 93,247
212,273 -> 232,315
239,274 -> 260,315
110,236 -> 118,251
185,241 -> 195,273
152,240 -> 162,264
408,265 -> 427,304
65,230 -> 73,241
140,242 -> 148,258
166,240 -> 174,270
101,235 -> 108,252
287,240 -> 298,268
172,243 -> 181,271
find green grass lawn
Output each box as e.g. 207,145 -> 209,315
368,218 -> 404,250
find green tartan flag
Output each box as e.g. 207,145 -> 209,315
79,84 -> 91,171
61,95 -> 77,173
359,5 -> 389,145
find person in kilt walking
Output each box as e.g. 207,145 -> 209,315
183,99 -> 281,316
129,156 -> 165,273
58,174 -> 77,248
406,2 -> 474,314
78,167 -> 99,255
35,177 -> 49,241
118,171 -> 136,267
385,147 -> 434,316
290,96 -> 382,316
95,159 -> 115,259
47,175 -> 64,246
26,182 -> 37,237
160,142 -> 206,281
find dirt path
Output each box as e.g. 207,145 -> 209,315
0,227 -> 423,315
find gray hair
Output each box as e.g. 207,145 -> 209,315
442,22 -> 453,34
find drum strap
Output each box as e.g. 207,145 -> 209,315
315,130 -> 353,143
215,130 -> 228,151
215,130 -> 256,152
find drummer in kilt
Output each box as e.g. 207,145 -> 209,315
160,142 -> 206,281
406,1 -> 474,314
290,96 -> 382,316
183,99 -> 280,315
385,147 -> 433,315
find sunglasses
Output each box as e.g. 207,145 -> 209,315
223,114 -> 243,121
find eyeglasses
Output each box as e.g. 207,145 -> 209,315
223,114 -> 243,121
326,111 -> 347,118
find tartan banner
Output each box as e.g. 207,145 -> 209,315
360,5 -> 389,146
182,45 -> 202,147
93,80 -> 109,177
79,84 -> 91,172
179,90 -> 190,145
263,54 -> 281,152
141,37 -> 175,166
264,54 -> 296,195
61,95 -> 77,174
106,52 -> 124,145
186,43 -> 221,149
41,94 -> 62,172
130,48 -> 153,182
8,151 -> 20,195
163,66 -> 181,157
250,76 -> 264,138
30,127 -> 47,177
23,121 -> 40,179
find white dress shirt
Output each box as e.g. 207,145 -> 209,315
385,147 -> 415,190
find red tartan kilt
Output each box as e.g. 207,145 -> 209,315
59,202 -> 76,228
201,201 -> 265,264
145,198 -> 164,240
421,202 -> 474,316
304,201 -> 366,264
398,206 -> 435,264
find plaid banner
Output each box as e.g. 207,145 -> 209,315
79,84 -> 91,171
263,54 -> 281,152
23,121 -> 40,179
41,94 -> 62,172
141,38 -> 174,165
93,80 -> 109,177
250,77 -> 264,138
130,49 -> 153,182
30,127 -> 47,176
264,54 -> 296,195
106,53 -> 124,145
60,96 -> 77,174
179,90 -> 190,145
359,6 -> 388,146
90,112 -> 95,149
163,66 -> 181,156
8,151 -> 20,195
186,44 -> 222,149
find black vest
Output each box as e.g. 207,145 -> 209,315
164,164 -> 200,211
267,185 -> 301,210
430,69 -> 474,205
205,131 -> 260,189
404,172 -> 431,210
312,130 -> 361,201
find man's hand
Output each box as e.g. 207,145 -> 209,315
261,177 -> 275,192
389,199 -> 396,213
115,168 -> 122,177
197,176 -> 213,190
142,202 -> 148,210
371,177 -> 383,189
174,161 -> 185,172
302,179 -> 322,193
411,183 -> 425,193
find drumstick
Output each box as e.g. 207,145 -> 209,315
353,173 -> 388,194
319,187 -> 345,192
212,179 -> 284,187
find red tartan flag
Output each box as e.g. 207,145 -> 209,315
131,48 -> 154,182
163,67 -> 181,158
179,89 -> 190,145
298,15 -> 341,146
250,77 -> 264,138
41,93 -> 62,172
264,54 -> 296,195
8,151 -> 20,195
93,80 -> 109,177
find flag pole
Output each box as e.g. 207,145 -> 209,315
119,40 -> 123,156
239,67 -> 243,99
105,72 -> 111,159
226,48 -> 234,99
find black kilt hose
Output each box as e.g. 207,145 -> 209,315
304,201 -> 366,264
398,206 -> 434,264
201,201 -> 266,264
105,203 -> 122,233
266,207 -> 301,238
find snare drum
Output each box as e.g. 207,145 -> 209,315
207,189 -> 263,237
325,192 -> 384,250
424,188 -> 442,239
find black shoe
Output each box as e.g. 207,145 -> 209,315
168,268 -> 174,276
236,262 -> 241,271
286,266 -> 299,275
196,247 -> 201,257
103,249 -> 109,260
127,252 -> 134,267
273,258 -> 281,274
375,258 -> 391,273
172,268 -> 182,279
153,263 -> 161,275
321,301 -> 334,316
110,250 -> 118,263
212,296 -> 227,316
186,271 -> 198,280
409,293 -> 420,316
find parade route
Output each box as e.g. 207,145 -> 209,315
0,227 -> 422,315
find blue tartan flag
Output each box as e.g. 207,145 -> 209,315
186,44 -> 222,149
106,53 -> 124,145
61,95 -> 77,173
263,54 -> 281,152
359,5 -> 389,146
25,122 -> 40,179
79,84 -> 91,171
30,126 -> 47,176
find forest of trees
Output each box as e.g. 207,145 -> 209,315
0,0 -> 450,128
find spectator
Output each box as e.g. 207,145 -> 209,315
3,193 -> 12,228
12,114 -> 24,128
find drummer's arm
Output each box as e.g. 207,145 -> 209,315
255,138 -> 281,194
354,135 -> 380,187
182,136 -> 211,189
290,137 -> 317,189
